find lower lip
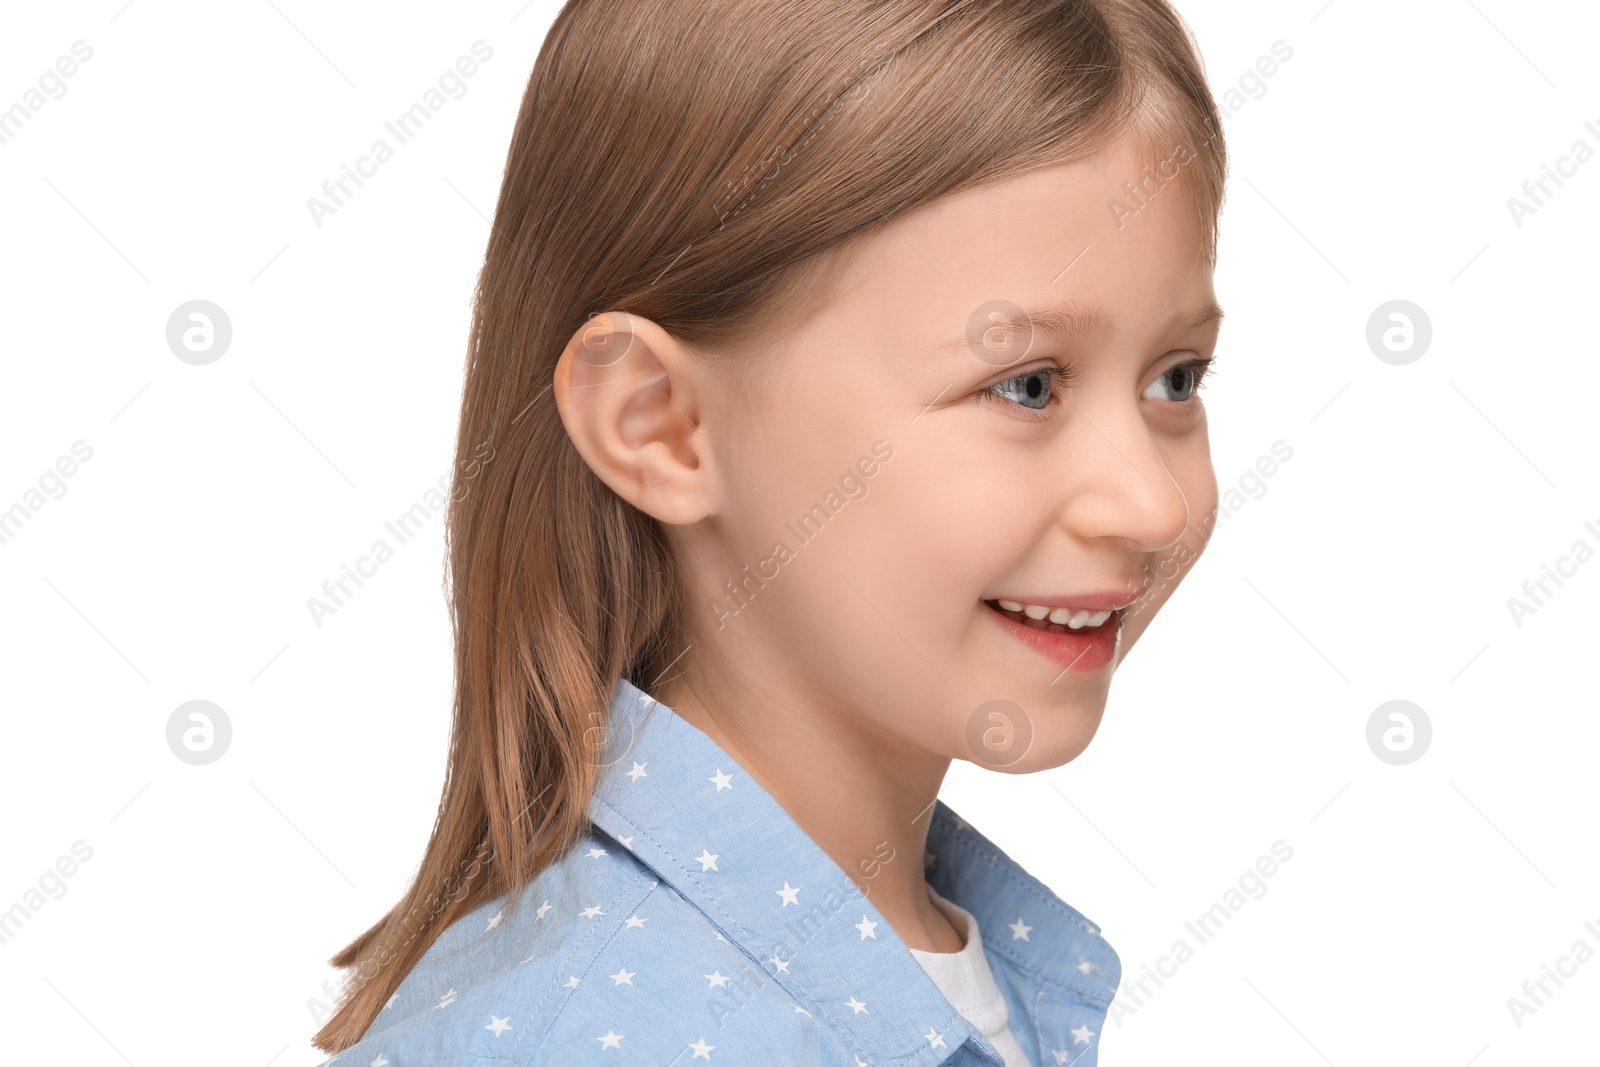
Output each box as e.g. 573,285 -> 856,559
982,601 -> 1120,673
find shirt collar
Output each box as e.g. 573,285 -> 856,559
587,677 -> 1119,1066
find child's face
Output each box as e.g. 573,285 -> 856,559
671,133 -> 1221,772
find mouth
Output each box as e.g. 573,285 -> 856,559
981,598 -> 1121,672
982,599 -> 1119,634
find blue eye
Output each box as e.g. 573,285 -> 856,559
981,364 -> 1080,419
1143,357 -> 1215,403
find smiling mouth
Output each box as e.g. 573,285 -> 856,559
982,599 -> 1118,634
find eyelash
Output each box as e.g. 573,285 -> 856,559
978,357 -> 1215,422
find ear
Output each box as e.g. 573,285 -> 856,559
552,311 -> 719,525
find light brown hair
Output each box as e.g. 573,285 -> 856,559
313,0 -> 1225,1051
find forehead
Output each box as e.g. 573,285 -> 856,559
805,136 -> 1217,359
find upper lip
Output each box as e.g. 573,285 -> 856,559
984,590 -> 1144,612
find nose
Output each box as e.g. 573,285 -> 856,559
1056,399 -> 1193,555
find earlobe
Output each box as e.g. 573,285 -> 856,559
552,311 -> 717,526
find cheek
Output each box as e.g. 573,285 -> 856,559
715,390 -> 874,559
750,452 -> 1018,692
830,444 -> 1039,606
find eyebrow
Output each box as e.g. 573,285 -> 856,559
934,299 -> 1224,356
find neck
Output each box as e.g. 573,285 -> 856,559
652,667 -> 967,954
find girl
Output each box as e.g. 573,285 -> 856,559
313,0 -> 1227,1063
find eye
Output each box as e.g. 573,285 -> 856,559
1143,356 -> 1215,403
978,363 -> 1080,420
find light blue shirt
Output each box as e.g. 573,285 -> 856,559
321,678 -> 1120,1065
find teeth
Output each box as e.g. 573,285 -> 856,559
991,600 -> 1112,630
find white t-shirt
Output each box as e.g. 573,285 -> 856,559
907,886 -> 1036,1067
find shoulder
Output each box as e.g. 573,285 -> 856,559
323,826 -> 839,1067
322,826 -> 655,1065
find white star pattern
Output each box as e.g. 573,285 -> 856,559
776,881 -> 800,906
708,768 -> 734,791
535,899 -> 552,920
383,992 -> 399,1011
485,909 -> 503,930
855,915 -> 878,940
924,1027 -> 946,1049
370,1056 -> 388,1067
586,846 -> 607,859
610,966 -> 636,985
688,1037 -> 715,1059
436,988 -> 458,1009
1071,1024 -> 1095,1044
767,952 -> 790,974
563,976 -> 580,988
696,849 -> 720,871
1076,960 -> 1098,975
625,914 -> 647,928
618,834 -> 633,847
705,971 -> 730,988
1009,918 -> 1033,941
627,761 -> 648,781
845,996 -> 868,1014
581,905 -> 605,919
598,1030 -> 623,1049
486,1016 -> 512,1037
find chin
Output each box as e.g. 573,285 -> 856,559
966,727 -> 1099,774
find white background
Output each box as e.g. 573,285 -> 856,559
1,1 -> 1595,1064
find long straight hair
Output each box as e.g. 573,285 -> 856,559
313,0 -> 1225,1051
